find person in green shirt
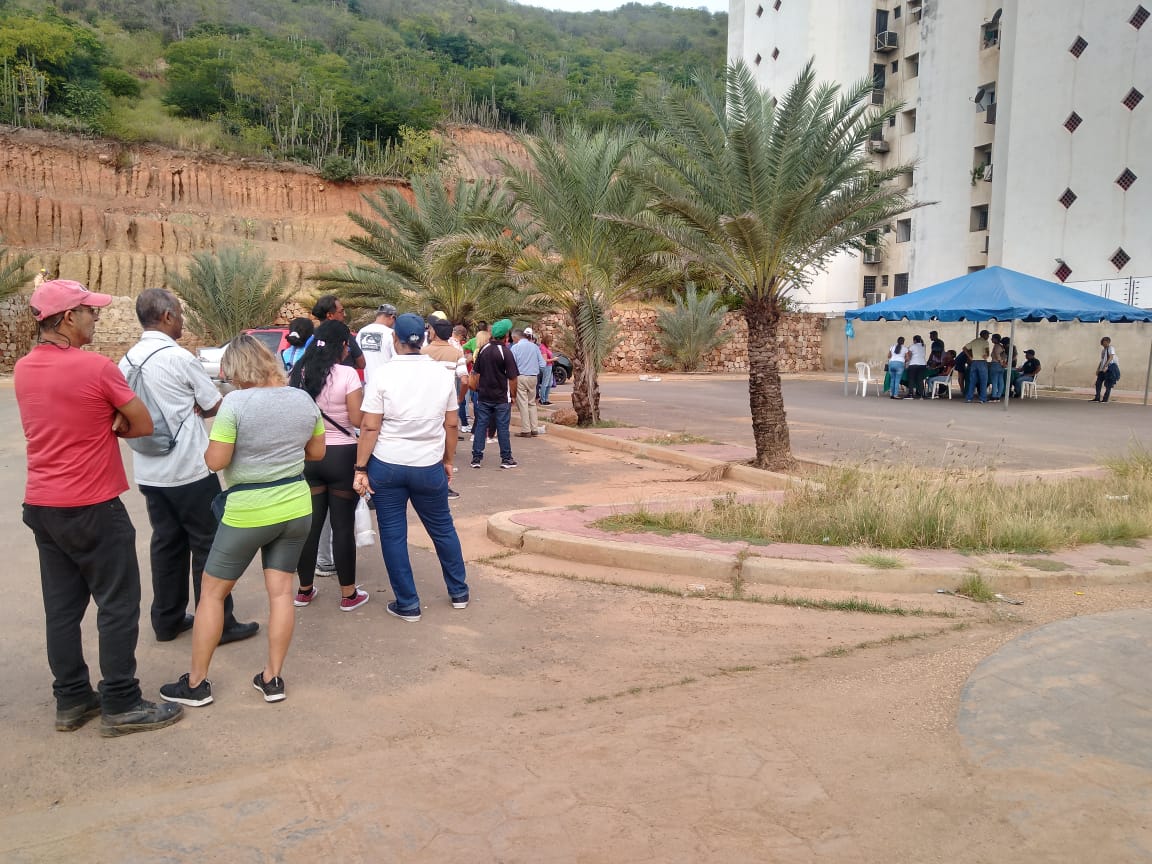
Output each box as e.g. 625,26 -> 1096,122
160,335 -> 326,708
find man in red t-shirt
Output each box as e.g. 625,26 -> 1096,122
15,280 -> 184,738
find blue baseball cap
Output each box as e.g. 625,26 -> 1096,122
393,312 -> 426,347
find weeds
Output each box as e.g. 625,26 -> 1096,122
852,552 -> 905,570
636,432 -> 715,445
1017,558 -> 1071,572
1097,557 -> 1129,566
955,572 -> 996,602
592,449 -> 1152,552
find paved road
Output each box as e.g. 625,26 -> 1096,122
595,375 -> 1152,471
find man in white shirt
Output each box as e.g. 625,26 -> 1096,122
357,303 -> 397,384
120,289 -> 258,644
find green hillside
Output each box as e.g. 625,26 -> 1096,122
0,0 -> 726,175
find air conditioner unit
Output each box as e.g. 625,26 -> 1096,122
868,139 -> 890,153
875,292 -> 887,302
875,31 -> 899,53
982,163 -> 994,181
864,291 -> 878,306
863,247 -> 883,264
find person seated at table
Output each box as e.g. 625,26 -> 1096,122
1011,349 -> 1041,398
927,350 -> 957,398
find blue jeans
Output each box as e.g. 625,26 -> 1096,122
472,400 -> 512,462
966,360 -> 989,402
988,363 -> 1005,399
457,384 -> 470,428
367,458 -> 468,612
887,361 -> 905,396
538,365 -> 554,403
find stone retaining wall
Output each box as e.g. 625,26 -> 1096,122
537,307 -> 825,374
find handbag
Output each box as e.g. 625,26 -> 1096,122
211,474 -> 305,521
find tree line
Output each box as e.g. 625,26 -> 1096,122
0,0 -> 725,174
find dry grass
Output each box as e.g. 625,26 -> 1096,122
594,448 -> 1152,553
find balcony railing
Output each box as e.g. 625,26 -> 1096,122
871,88 -> 885,105
875,31 -> 899,53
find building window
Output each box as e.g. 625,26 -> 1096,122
1123,88 -> 1144,110
894,6 -> 902,19
903,109 -> 917,133
1117,168 -> 1138,190
888,115 -> 896,127
968,266 -> 986,273
893,273 -> 909,296
1110,248 -> 1131,271
970,205 -> 989,232
1054,263 -> 1072,282
1069,36 -> 1088,57
1064,111 -> 1083,133
906,53 -> 919,78
756,4 -> 764,16
774,0 -> 782,9
896,218 -> 912,242
881,275 -> 890,287
1059,188 -> 1078,208
863,275 -> 877,296
754,53 -> 763,65
1131,5 -> 1150,29
771,47 -> 780,60
891,59 -> 899,73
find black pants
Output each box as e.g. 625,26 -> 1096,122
1095,365 -> 1118,401
298,443 -> 358,588
140,474 -> 237,638
906,365 -> 928,398
23,498 -> 142,713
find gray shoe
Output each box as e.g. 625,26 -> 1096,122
56,692 -> 101,732
100,699 -> 184,738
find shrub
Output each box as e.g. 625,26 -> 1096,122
99,68 -> 141,99
654,284 -> 731,371
320,155 -> 357,182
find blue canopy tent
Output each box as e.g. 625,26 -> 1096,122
843,267 -> 1152,406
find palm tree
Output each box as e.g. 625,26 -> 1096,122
166,247 -> 295,344
630,61 -> 918,470
0,242 -> 32,298
316,175 -> 530,326
439,124 -> 674,425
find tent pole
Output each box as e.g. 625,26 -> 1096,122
1144,332 -> 1151,406
1003,320 -> 1015,411
843,320 -> 849,397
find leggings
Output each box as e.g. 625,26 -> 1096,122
297,443 -> 358,589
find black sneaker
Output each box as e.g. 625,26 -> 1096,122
500,458 -> 518,469
450,593 -> 469,610
159,673 -> 214,707
470,456 -> 482,469
100,700 -> 184,738
447,487 -> 461,499
56,692 -> 102,732
253,672 -> 286,703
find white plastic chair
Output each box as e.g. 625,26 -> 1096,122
1020,379 -> 1038,399
855,362 -> 881,397
928,370 -> 954,399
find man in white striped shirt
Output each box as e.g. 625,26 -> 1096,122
120,289 -> 258,644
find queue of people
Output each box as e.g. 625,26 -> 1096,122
15,281 -> 561,735
884,329 -> 1042,403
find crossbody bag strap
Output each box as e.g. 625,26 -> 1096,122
319,408 -> 356,439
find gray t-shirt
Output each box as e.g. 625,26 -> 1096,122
209,386 -> 322,527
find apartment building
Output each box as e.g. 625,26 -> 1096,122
728,0 -> 1151,313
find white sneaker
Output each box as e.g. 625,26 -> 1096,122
460,424 -> 471,433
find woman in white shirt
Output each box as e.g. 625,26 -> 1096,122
905,335 -> 929,399
288,320 -> 368,610
887,337 -> 909,399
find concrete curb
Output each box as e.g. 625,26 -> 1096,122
539,421 -> 798,490
487,507 -> 1152,594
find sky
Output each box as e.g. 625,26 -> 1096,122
518,0 -> 728,12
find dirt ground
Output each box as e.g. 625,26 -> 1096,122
1,399 -> 1150,862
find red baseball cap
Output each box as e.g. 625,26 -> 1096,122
30,280 -> 113,320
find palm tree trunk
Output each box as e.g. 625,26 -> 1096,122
570,341 -> 600,426
744,297 -> 797,471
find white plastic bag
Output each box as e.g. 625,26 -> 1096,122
354,495 -> 376,548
